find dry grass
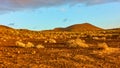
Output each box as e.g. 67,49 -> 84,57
0,25 -> 120,68
92,42 -> 120,55
93,47 -> 120,55
73,55 -> 94,62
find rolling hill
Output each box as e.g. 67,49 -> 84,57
0,25 -> 13,30
0,23 -> 104,32
52,23 -> 103,32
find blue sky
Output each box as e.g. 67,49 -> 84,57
0,0 -> 120,30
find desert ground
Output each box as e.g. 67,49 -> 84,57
0,24 -> 120,68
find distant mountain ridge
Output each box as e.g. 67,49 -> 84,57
1,23 -> 119,32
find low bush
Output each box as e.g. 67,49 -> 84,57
97,42 -> 109,50
67,39 -> 89,48
15,41 -> 25,47
36,44 -> 45,48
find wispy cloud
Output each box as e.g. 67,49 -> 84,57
63,18 -> 68,22
8,23 -> 15,26
0,0 -> 120,13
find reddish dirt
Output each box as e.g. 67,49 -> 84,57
0,24 -> 120,68
0,45 -> 120,68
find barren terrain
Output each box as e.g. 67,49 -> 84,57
0,23 -> 120,68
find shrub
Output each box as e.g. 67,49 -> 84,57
16,41 -> 25,47
36,44 -> 45,48
67,39 -> 89,48
44,39 -> 56,43
26,42 -> 34,48
97,42 -> 109,50
16,41 -> 34,48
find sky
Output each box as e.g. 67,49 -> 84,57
0,0 -> 120,30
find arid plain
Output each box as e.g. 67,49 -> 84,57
0,23 -> 120,68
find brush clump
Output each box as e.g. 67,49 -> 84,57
16,41 -> 34,48
36,44 -> 45,48
97,42 -> 109,50
67,39 -> 89,48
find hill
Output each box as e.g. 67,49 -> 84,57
109,28 -> 120,30
0,25 -> 13,30
0,23 -> 104,32
52,23 -> 103,32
